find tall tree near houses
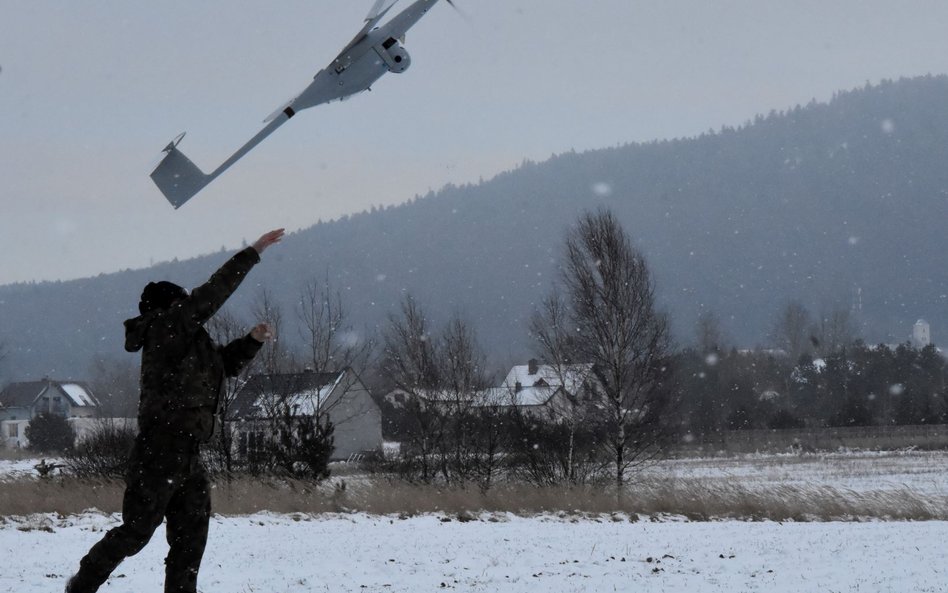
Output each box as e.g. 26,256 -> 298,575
771,300 -> 814,363
813,307 -> 858,356
382,295 -> 443,482
557,209 -> 672,492
437,314 -> 494,487
695,310 -> 727,354
297,276 -> 374,374
251,288 -> 290,374
382,295 -> 496,487
529,291 -> 597,484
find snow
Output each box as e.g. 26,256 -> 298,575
5,450 -> 948,590
3,511 -> 945,592
59,383 -> 96,407
0,458 -> 44,481
500,363 -> 593,395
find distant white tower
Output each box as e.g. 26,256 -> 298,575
912,319 -> 931,348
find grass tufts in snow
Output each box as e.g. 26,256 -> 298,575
5,474 -> 948,521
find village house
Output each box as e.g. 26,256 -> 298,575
490,359 -> 601,419
229,368 -> 382,461
0,379 -> 100,449
384,359 -> 603,421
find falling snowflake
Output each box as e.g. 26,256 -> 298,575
591,182 -> 613,197
881,119 -> 895,134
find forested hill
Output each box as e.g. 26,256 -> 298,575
4,75 -> 948,380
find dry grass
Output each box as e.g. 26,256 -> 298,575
0,478 -> 124,516
3,475 -> 947,521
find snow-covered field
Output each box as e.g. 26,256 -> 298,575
3,450 -> 948,592
3,511 -> 946,592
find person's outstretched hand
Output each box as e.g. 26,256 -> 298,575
250,323 -> 275,343
252,228 -> 285,254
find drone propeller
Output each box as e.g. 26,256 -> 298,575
443,0 -> 469,22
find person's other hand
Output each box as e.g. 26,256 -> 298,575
250,323 -> 275,343
252,228 -> 285,254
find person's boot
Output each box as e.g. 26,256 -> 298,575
64,573 -> 94,593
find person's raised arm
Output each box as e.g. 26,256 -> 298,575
180,228 -> 285,324
252,229 -> 285,255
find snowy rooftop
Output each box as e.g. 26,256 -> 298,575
231,371 -> 347,419
0,380 -> 98,409
59,383 -> 97,407
500,363 -> 594,396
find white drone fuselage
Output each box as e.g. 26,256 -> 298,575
150,0 -> 442,208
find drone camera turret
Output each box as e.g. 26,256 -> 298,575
377,37 -> 411,73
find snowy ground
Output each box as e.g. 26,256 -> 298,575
3,511 -> 946,593
4,451 -> 948,592
648,449 -> 948,495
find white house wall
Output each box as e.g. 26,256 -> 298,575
327,378 -> 382,460
1,420 -> 30,449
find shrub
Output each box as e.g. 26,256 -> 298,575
25,413 -> 76,454
63,421 -> 136,479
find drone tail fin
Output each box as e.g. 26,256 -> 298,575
150,137 -> 210,209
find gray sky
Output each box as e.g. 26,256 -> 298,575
2,0 -> 948,284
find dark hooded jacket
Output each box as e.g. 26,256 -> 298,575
124,247 -> 263,447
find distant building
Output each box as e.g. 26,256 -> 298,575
229,368 -> 382,461
384,359 -> 604,421
489,359 -> 601,419
911,319 -> 931,349
0,379 -> 100,448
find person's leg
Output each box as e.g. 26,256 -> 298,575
163,467 -> 211,593
67,469 -> 172,593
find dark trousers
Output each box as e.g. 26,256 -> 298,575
69,439 -> 211,593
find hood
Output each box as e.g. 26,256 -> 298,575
124,311 -> 159,352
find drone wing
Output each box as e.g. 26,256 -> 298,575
366,0 -> 400,21
337,0 -> 400,58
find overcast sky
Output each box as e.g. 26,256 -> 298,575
2,0 -> 948,285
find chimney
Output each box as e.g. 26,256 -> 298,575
528,359 -> 539,375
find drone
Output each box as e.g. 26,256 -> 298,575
150,0 -> 453,208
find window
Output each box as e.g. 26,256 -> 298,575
8,424 -> 18,438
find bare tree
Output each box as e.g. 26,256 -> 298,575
251,288 -> 291,374
297,276 -> 373,373
383,295 -> 441,395
436,315 -> 494,487
558,210 -> 672,491
695,310 -> 728,354
88,356 -> 140,419
382,295 -> 445,483
813,307 -> 858,356
771,300 -> 814,362
382,296 -> 498,488
527,291 -> 599,485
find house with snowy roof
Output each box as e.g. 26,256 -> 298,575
229,368 -> 382,461
490,359 -> 602,419
383,359 -> 603,421
0,379 -> 100,448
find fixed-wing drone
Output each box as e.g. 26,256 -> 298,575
151,0 -> 452,208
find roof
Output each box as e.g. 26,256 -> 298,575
0,380 -> 99,409
480,385 -> 560,407
500,363 -> 594,397
230,371 -> 347,419
60,383 -> 98,407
